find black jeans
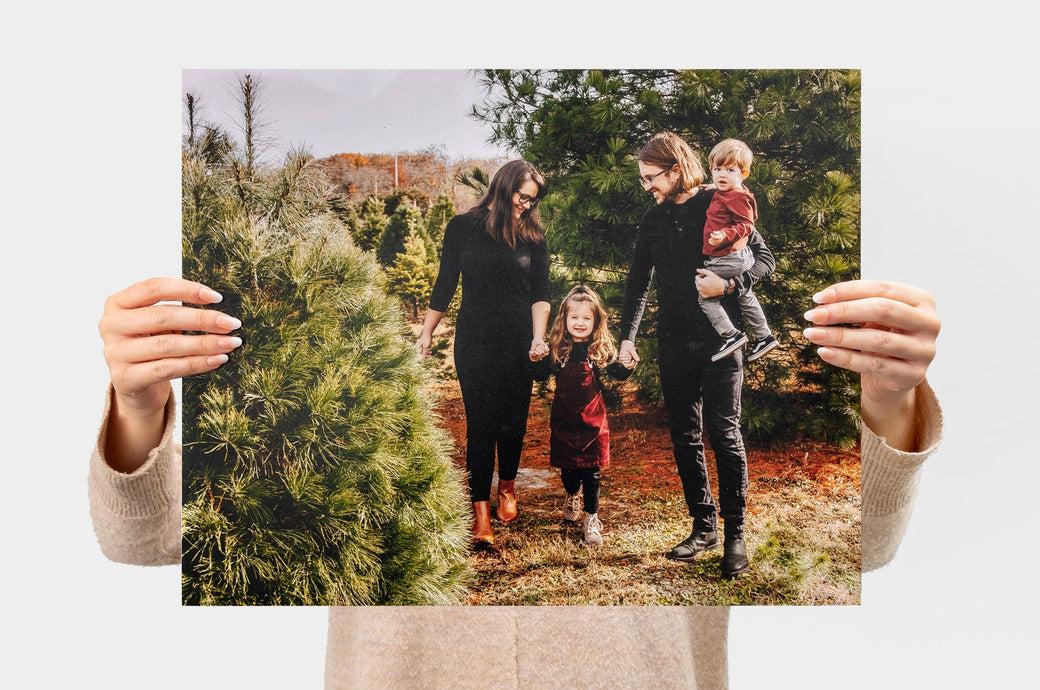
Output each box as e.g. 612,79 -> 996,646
561,467 -> 602,514
656,339 -> 748,537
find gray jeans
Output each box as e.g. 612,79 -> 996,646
699,247 -> 771,340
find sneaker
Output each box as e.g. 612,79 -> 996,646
710,331 -> 748,362
746,335 -> 779,362
562,492 -> 582,522
581,512 -> 604,546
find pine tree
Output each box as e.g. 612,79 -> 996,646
354,194 -> 388,253
386,230 -> 436,320
425,193 -> 456,252
377,199 -> 433,267
180,90 -> 470,605
473,69 -> 862,446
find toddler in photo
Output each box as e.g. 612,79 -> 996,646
700,138 -> 779,362
531,285 -> 634,546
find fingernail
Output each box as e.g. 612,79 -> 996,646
812,288 -> 834,304
803,309 -> 819,323
220,336 -> 243,349
803,327 -> 824,342
217,315 -> 242,330
816,347 -> 835,360
201,287 -> 223,303
207,354 -> 229,366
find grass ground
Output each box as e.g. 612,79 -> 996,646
432,380 -> 862,607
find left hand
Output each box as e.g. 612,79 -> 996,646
530,337 -> 549,361
803,280 -> 940,449
695,269 -> 725,298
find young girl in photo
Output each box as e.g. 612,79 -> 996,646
531,285 -> 635,546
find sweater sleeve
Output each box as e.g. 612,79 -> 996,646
87,385 -> 181,567
428,215 -> 464,313
861,380 -> 943,572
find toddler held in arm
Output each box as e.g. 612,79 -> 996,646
700,138 -> 779,363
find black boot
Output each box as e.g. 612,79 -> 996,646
666,525 -> 719,561
721,536 -> 749,577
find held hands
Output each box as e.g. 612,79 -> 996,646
529,337 -> 549,362
708,230 -> 725,246
618,340 -> 639,369
803,280 -> 940,450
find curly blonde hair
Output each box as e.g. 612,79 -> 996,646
547,285 -> 618,367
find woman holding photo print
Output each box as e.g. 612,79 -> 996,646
90,271 -> 940,687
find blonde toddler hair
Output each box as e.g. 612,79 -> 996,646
708,138 -> 754,174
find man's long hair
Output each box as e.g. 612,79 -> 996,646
638,132 -> 705,193
469,159 -> 547,248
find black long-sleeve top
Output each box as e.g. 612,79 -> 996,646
618,190 -> 776,343
429,211 -> 551,348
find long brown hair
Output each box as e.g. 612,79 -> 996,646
547,285 -> 618,367
469,159 -> 547,248
638,132 -> 705,193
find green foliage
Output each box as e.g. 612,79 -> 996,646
377,199 -> 432,267
181,123 -> 470,605
474,69 -> 862,446
425,194 -> 456,249
386,231 -> 436,320
354,195 -> 388,253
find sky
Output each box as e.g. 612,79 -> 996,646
181,69 -> 511,161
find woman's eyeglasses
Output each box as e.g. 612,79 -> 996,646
516,192 -> 539,208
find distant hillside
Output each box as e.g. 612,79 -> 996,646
318,147 -> 505,212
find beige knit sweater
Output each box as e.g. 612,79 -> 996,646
88,382 -> 943,689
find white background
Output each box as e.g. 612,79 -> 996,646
3,2 -> 1037,688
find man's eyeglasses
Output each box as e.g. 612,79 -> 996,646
638,167 -> 673,189
516,191 -> 539,208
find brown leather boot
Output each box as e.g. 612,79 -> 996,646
471,501 -> 494,547
496,480 -> 518,523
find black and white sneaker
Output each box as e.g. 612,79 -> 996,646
711,332 -> 748,362
746,335 -> 779,362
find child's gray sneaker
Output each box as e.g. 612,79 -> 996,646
582,512 -> 604,546
562,492 -> 582,522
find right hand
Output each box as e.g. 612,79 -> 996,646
708,230 -> 724,246
618,340 -> 639,369
416,332 -> 433,359
99,277 -> 242,417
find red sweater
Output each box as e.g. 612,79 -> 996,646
703,187 -> 758,257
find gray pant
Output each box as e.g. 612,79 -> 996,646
699,247 -> 771,340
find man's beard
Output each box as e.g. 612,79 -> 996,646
662,182 -> 686,204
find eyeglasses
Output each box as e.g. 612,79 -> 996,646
516,191 -> 539,208
638,167 -> 673,189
